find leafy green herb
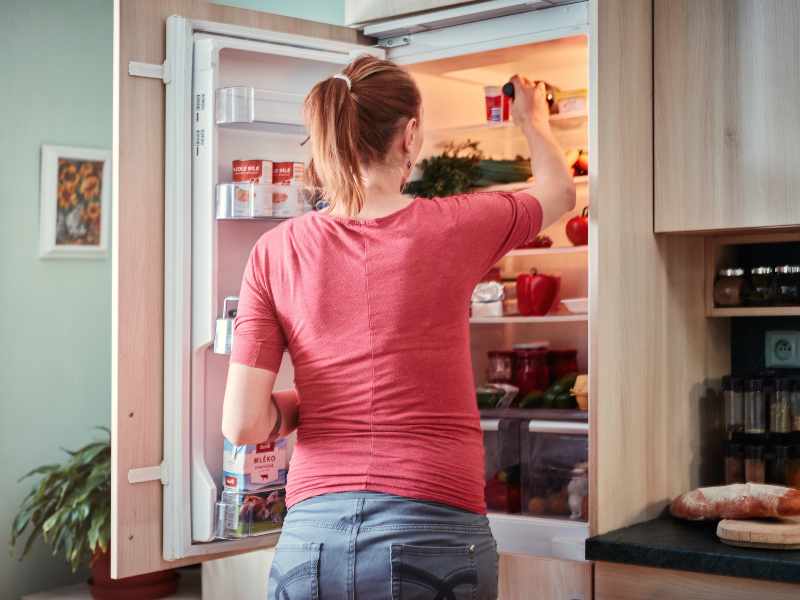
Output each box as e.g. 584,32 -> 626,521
10,428 -> 110,572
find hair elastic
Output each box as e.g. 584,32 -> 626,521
332,73 -> 352,90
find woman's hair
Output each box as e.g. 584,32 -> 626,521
304,55 -> 421,216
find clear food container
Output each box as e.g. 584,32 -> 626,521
215,486 -> 287,539
520,421 -> 588,521
482,419 -> 522,513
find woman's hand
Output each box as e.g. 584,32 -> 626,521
510,75 -> 550,135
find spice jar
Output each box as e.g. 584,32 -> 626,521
771,378 -> 793,433
745,445 -> 766,483
787,446 -> 800,489
792,380 -> 800,432
714,268 -> 748,307
748,266 -> 777,306
775,265 -> 800,305
512,348 -> 550,398
768,445 -> 790,485
724,441 -> 745,484
486,351 -> 514,384
548,349 -> 578,383
744,378 -> 766,434
722,376 -> 744,435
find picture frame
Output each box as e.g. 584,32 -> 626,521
39,144 -> 111,259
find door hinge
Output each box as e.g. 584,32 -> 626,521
377,36 -> 411,49
128,461 -> 168,485
128,60 -> 171,84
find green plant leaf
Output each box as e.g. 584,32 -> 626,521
17,464 -> 59,482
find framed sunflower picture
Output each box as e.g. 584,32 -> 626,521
39,145 -> 111,259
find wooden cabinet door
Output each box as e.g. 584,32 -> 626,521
498,554 -> 592,600
113,0 -> 368,579
654,0 -> 800,232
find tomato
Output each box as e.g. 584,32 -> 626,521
565,206 -> 589,246
516,269 -> 561,316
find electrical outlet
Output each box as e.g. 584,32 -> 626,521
765,331 -> 800,368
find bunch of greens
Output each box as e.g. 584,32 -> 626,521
10,428 -> 110,572
405,140 -> 533,198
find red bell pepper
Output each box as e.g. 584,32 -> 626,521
516,269 -> 561,316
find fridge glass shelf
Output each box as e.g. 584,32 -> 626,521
216,86 -> 306,135
476,175 -> 587,194
505,245 -> 588,258
428,111 -> 587,138
469,315 -> 588,324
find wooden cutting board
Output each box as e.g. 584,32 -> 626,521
717,518 -> 800,549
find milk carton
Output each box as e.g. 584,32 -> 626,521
223,438 -> 288,491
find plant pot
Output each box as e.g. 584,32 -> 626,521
89,550 -> 179,600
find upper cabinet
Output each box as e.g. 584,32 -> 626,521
654,0 -> 800,233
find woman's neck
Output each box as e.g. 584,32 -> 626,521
327,163 -> 413,219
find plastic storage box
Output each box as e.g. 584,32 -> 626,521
483,418 -> 523,513
215,486 -> 287,539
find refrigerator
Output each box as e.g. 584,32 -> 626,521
120,0 -> 591,574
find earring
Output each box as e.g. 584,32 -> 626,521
406,159 -> 412,170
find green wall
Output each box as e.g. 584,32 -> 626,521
211,0 -> 345,24
0,0 -> 112,596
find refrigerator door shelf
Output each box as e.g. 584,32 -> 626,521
216,86 -> 306,135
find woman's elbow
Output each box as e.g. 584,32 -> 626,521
222,422 -> 258,446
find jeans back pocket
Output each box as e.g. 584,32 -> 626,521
391,544 -> 478,600
268,542 -> 322,600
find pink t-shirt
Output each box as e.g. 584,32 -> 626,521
231,191 -> 543,514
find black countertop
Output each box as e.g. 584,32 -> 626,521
586,517 -> 800,584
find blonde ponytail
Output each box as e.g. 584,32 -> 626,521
304,55 -> 421,216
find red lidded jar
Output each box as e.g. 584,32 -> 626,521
548,350 -> 578,383
512,349 -> 550,397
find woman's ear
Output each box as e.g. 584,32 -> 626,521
403,117 -> 418,154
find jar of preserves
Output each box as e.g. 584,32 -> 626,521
486,351 -> 514,384
714,268 -> 748,307
775,265 -> 800,305
749,266 -> 777,305
548,350 -> 578,383
512,348 -> 550,398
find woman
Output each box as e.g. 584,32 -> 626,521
221,55 -> 575,599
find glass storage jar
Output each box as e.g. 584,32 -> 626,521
724,441 -> 745,484
749,266 -> 777,305
723,376 -> 744,435
768,445 -> 790,485
486,351 -> 514,384
792,380 -> 800,432
744,378 -> 766,434
776,265 -> 800,305
772,378 -> 793,433
714,268 -> 748,307
787,445 -> 800,489
745,445 -> 766,483
512,349 -> 550,398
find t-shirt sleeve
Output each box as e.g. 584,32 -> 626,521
230,241 -> 287,372
443,190 -> 543,280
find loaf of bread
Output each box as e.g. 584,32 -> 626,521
670,484 -> 800,521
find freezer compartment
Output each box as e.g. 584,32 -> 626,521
216,86 -> 305,132
483,418 -> 523,513
216,182 -> 313,219
215,486 -> 287,540
520,423 -> 588,521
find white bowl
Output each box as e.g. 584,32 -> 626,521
561,297 -> 588,314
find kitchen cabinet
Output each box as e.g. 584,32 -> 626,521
654,0 -> 800,232
595,562 -> 800,600
499,554 -> 592,600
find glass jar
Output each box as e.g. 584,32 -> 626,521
787,446 -> 800,489
548,350 -> 579,383
714,268 -> 748,307
771,378 -> 793,433
748,266 -> 777,306
775,265 -> 800,305
486,351 -> 514,384
744,378 -> 766,434
768,445 -> 790,485
745,445 -> 765,483
724,441 -> 745,484
512,349 -> 550,398
723,376 -> 744,435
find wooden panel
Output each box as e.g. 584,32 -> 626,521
345,0 -> 478,25
654,0 -> 800,232
589,0 -> 730,535
112,0 -> 365,579
498,554 -> 592,600
202,548 -> 275,600
595,562 -> 800,600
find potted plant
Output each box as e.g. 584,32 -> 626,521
10,428 -> 178,599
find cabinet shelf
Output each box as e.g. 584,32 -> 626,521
470,314 -> 588,324
709,306 -> 800,318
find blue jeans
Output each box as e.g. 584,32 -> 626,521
268,491 -> 498,600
